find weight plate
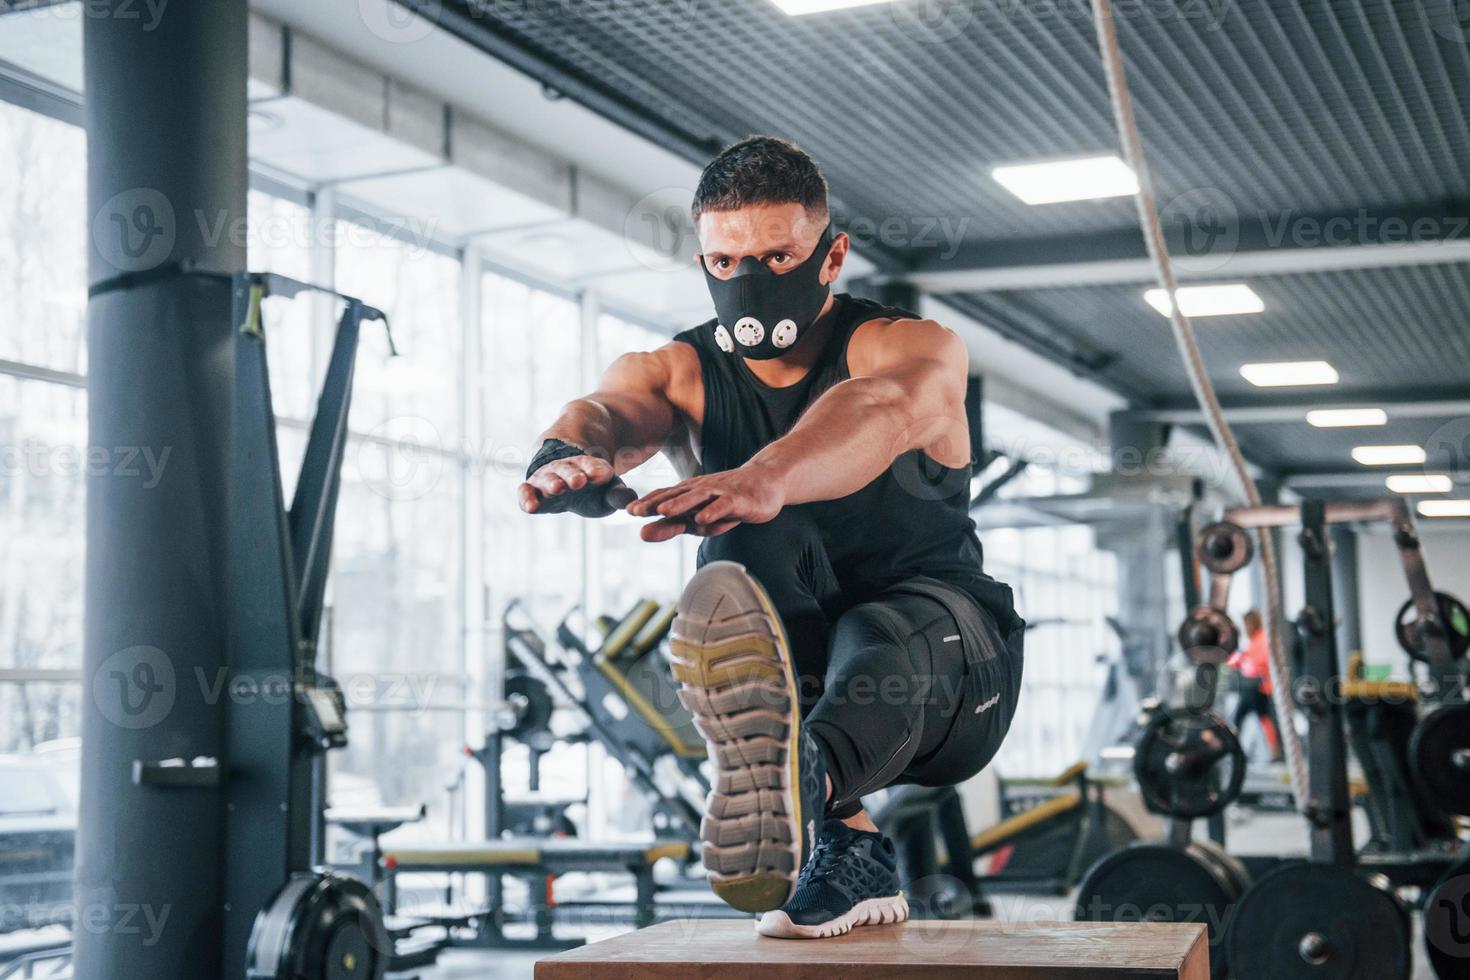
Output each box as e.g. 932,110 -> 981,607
1134,708 -> 1246,818
1177,606 -> 1239,665
1424,854 -> 1470,980
1226,862 -> 1411,980
1396,592 -> 1470,663
1074,842 -> 1240,980
246,871 -> 388,980
1192,839 -> 1251,900
1197,521 -> 1253,574
503,671 -> 555,743
1410,701 -> 1470,816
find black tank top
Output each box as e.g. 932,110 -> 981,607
674,294 -> 1015,621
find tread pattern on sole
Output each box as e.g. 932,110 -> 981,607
671,561 -> 803,914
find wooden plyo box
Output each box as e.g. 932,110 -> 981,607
536,919 -> 1209,979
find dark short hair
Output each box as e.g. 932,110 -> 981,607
1243,609 -> 1262,634
691,135 -> 829,222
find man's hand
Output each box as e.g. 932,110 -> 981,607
628,464 -> 786,542
519,455 -> 637,516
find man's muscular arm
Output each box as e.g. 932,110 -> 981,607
629,319 -> 969,539
518,343 -> 686,515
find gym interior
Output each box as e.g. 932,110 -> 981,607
0,1 -> 1467,978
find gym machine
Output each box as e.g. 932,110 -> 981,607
229,274 -> 397,980
346,599 -> 711,953
502,599 -> 708,839
870,760 -> 1140,919
1078,497 -> 1469,979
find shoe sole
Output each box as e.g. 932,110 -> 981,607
756,893 -> 910,940
671,560 -> 804,914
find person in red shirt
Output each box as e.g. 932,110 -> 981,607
1227,609 -> 1281,761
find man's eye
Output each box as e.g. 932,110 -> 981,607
767,253 -> 789,267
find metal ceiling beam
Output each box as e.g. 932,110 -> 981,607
1128,389 -> 1470,424
942,292 -> 1138,401
389,0 -> 911,274
1283,472 -> 1448,488
905,201 -> 1470,292
395,0 -> 722,163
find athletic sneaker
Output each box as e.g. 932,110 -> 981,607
671,560 -> 827,914
757,818 -> 909,939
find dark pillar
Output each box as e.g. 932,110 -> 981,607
79,3 -> 246,979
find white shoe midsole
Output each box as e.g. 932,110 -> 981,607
755,893 -> 910,940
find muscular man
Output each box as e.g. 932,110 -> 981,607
518,136 -> 1023,939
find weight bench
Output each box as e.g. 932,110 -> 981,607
535,919 -> 1210,979
379,838 -> 690,949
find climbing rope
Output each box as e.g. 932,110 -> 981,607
1088,0 -> 1310,812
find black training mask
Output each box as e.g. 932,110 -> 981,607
702,225 -> 834,360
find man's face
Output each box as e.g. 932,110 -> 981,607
695,202 -> 846,281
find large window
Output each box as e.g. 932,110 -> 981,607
981,405 -> 1119,778
590,313 -> 691,619
0,100 -> 87,375
0,100 -> 88,752
985,521 -> 1118,778
330,220 -> 466,832
481,272 -> 585,628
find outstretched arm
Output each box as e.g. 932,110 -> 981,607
629,319 -> 969,540
518,343 -> 686,515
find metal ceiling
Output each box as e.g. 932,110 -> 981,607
400,0 -> 1470,486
